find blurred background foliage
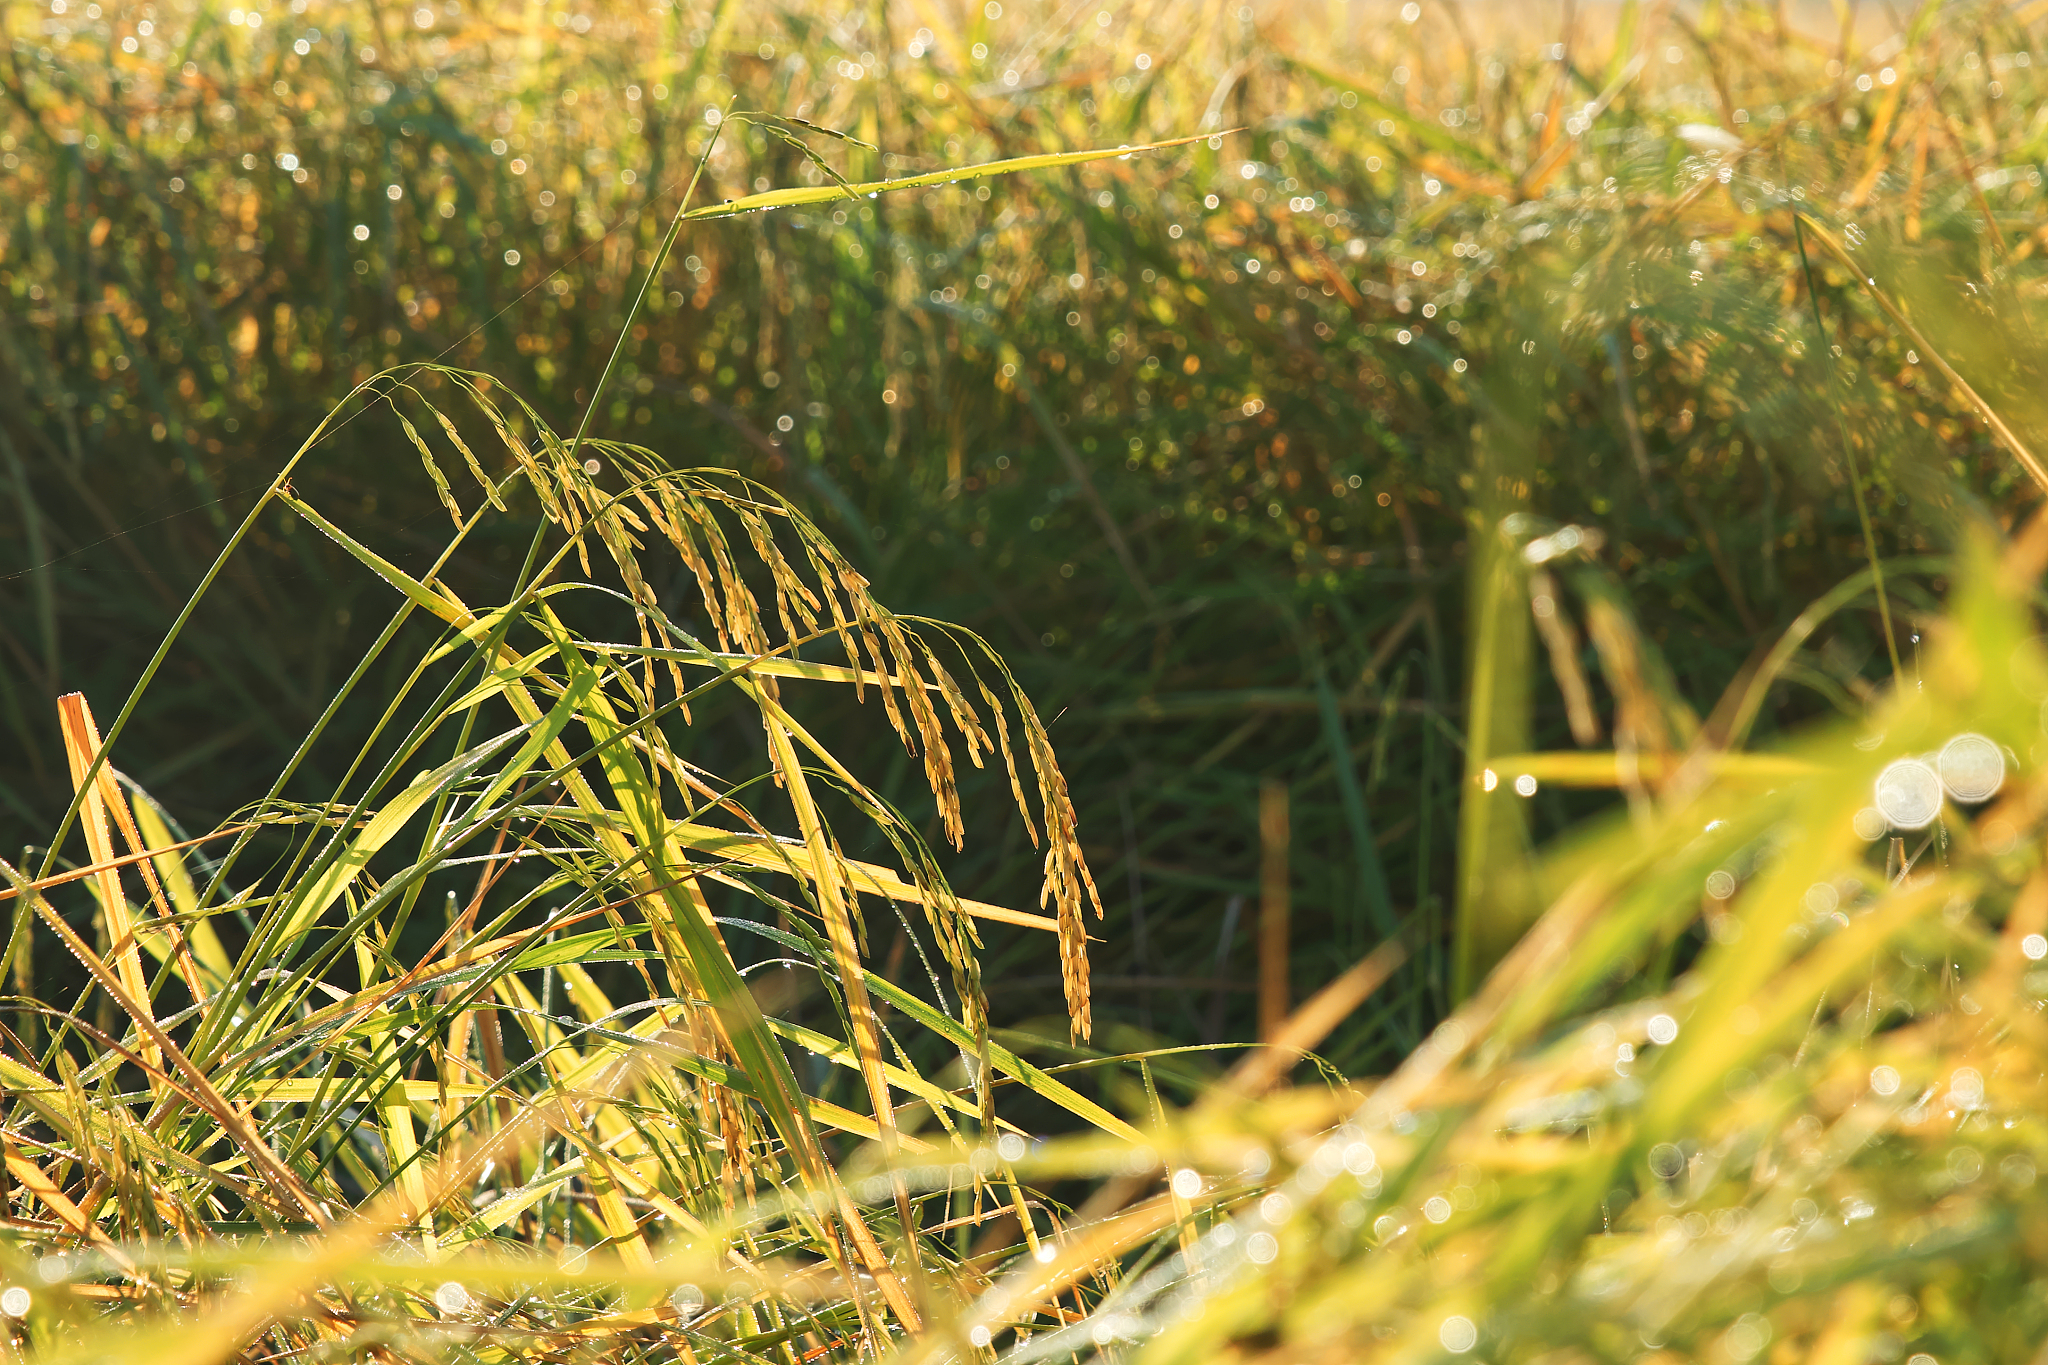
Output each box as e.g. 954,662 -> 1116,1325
5,0 -> 2048,1076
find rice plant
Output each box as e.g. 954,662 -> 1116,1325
0,378 -> 1114,1360
0,99 -> 1187,1356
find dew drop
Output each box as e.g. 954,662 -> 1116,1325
1937,732 -> 2004,803
1874,758 -> 1942,830
1440,1315 -> 1477,1353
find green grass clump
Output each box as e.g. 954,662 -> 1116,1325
7,0 -> 2048,1358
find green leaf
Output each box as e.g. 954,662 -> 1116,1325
861,973 -> 1142,1143
679,133 -> 1217,222
273,730 -> 523,949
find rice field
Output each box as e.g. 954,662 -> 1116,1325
6,0 -> 2048,1358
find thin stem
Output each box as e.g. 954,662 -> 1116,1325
1789,204 -> 1903,685
561,105 -> 731,466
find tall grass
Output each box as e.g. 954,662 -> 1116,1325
0,358 -> 1114,1359
7,0 -> 2048,1358
21,0 -> 2046,1063
0,111 -> 1182,1358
